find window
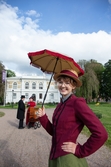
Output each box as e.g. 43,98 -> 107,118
25,93 -> 29,99
39,82 -> 43,89
13,82 -> 17,89
32,82 -> 36,89
13,93 -> 16,99
39,93 -> 42,99
32,94 -> 36,101
50,93 -> 54,99
25,82 -> 29,89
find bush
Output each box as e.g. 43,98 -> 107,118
6,102 -> 11,105
94,112 -> 102,119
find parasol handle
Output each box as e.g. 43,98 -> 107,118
42,57 -> 59,108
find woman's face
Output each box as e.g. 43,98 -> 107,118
57,77 -> 76,97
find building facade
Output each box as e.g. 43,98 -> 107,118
5,76 -> 60,104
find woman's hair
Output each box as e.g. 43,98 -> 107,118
56,75 -> 77,87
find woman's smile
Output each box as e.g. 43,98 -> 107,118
57,79 -> 74,97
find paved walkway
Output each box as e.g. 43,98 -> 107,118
0,108 -> 111,167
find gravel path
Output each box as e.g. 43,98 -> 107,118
0,108 -> 111,167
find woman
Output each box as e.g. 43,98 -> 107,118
26,96 -> 36,126
37,69 -> 108,167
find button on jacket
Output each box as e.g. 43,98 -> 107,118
39,94 -> 108,159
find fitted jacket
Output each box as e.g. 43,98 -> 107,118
17,99 -> 25,120
39,95 -> 108,160
27,101 -> 36,108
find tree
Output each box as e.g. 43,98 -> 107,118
87,60 -> 104,101
76,59 -> 101,102
7,70 -> 16,77
0,62 -> 16,105
0,61 -> 5,104
100,60 -> 111,101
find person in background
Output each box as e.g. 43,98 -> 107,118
26,96 -> 36,126
37,69 -> 108,167
16,95 -> 25,129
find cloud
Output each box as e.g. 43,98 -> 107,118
26,10 -> 40,17
0,2 -> 111,76
108,0 -> 111,4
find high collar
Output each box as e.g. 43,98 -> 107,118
61,93 -> 73,102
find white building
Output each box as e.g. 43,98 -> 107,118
5,75 -> 60,104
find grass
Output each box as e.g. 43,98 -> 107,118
0,103 -> 57,109
37,103 -> 57,108
0,111 -> 5,117
82,103 -> 111,149
0,102 -> 111,149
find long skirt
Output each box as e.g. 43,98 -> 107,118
49,154 -> 89,167
26,109 -> 29,125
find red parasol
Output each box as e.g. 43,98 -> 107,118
28,49 -> 84,106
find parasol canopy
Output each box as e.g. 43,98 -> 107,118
28,49 -> 84,107
28,49 -> 84,76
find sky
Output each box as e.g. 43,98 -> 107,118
0,0 -> 111,76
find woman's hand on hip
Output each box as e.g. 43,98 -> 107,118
61,142 -> 77,154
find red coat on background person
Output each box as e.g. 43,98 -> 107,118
26,96 -> 36,125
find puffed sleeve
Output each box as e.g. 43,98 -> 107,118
39,114 -> 53,136
74,98 -> 108,158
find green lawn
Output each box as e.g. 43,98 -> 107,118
0,111 -> 5,117
82,103 -> 111,149
0,103 -> 56,109
0,103 -> 111,149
